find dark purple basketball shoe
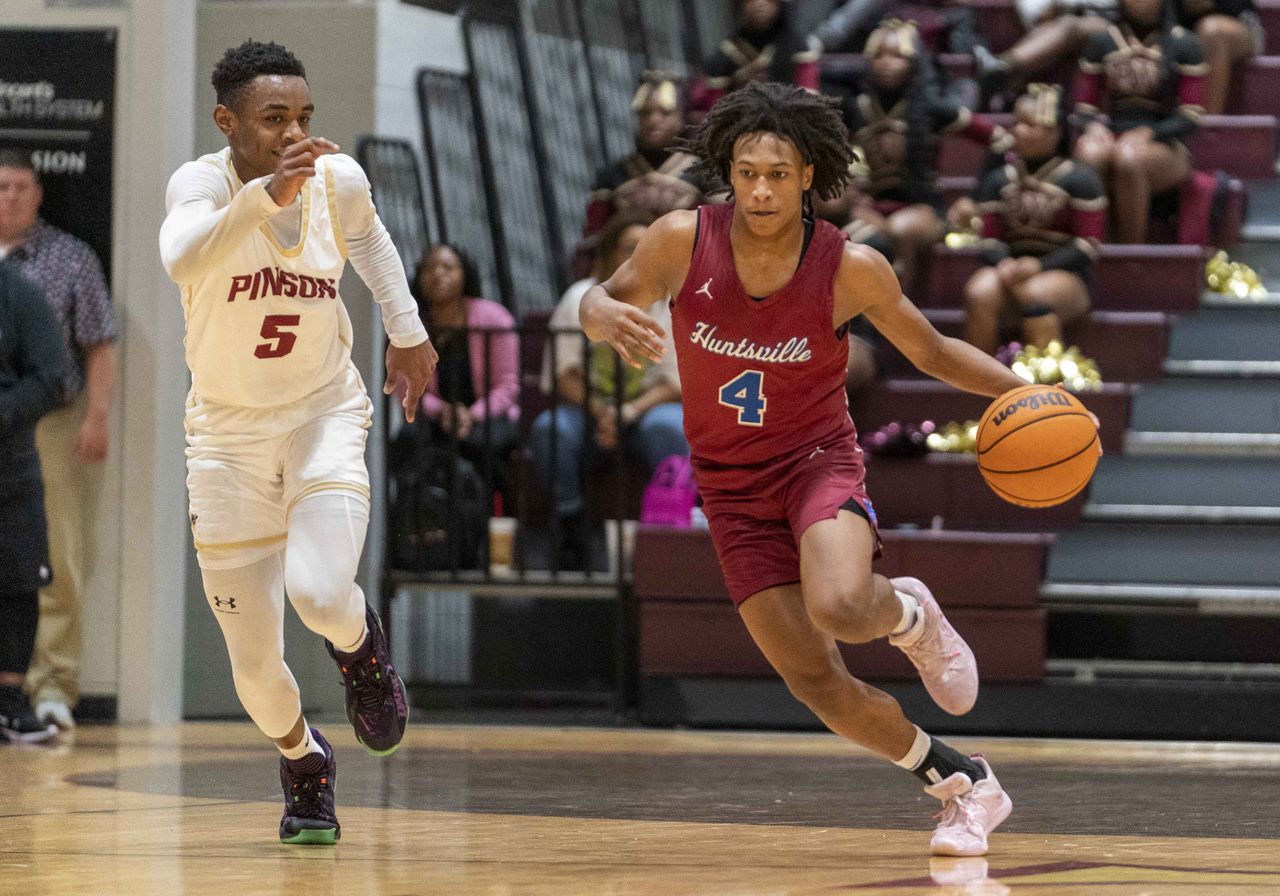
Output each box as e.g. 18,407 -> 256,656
325,604 -> 408,756
279,728 -> 339,845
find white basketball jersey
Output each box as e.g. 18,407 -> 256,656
180,148 -> 354,408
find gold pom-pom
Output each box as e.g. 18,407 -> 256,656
1206,251 -> 1268,300
1010,341 -> 1102,392
926,420 -> 979,453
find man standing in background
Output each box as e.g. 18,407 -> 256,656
0,149 -> 118,733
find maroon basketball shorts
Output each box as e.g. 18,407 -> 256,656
694,440 -> 881,607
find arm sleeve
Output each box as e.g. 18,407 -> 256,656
159,160 -> 283,285
1039,164 -> 1106,271
0,277 -> 67,431
329,154 -> 430,349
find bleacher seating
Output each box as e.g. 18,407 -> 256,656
634,527 -> 1048,682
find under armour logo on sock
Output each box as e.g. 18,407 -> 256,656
212,595 -> 238,612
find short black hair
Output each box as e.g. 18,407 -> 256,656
0,148 -> 39,183
682,81 -> 855,201
211,40 -> 307,110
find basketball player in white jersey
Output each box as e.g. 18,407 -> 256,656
159,40 -> 438,844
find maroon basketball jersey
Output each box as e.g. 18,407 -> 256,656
671,203 -> 857,469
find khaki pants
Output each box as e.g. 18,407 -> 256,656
26,395 -> 97,707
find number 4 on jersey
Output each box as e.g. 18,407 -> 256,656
719,369 -> 767,426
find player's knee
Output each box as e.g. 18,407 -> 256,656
808,583 -> 881,642
288,579 -> 355,634
1114,142 -> 1146,171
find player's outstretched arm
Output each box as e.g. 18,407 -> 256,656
845,243 -> 1025,398
579,210 -> 695,369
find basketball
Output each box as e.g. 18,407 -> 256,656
976,384 -> 1100,507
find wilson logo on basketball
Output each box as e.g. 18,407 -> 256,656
226,266 -> 337,303
991,390 -> 1073,427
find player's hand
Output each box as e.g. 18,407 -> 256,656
588,298 -> 666,369
76,412 -> 109,464
266,137 -> 340,207
385,339 -> 439,424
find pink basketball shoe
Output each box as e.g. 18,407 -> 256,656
888,577 -> 979,715
925,756 -> 1013,857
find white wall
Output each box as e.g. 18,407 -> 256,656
3,0 -> 196,723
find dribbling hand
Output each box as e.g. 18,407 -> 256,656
267,137 -> 340,207
592,297 -> 666,369
385,339 -> 440,424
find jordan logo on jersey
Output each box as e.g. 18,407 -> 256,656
225,266 -> 338,303
697,278 -> 714,301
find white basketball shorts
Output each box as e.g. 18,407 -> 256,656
185,361 -> 373,570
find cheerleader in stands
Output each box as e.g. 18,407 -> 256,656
962,84 -> 1107,354
838,19 -> 1001,292
1073,0 -> 1205,243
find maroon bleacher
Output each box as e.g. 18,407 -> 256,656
878,308 -> 1169,383
925,244 -> 1206,313
635,527 -> 1048,682
849,378 -> 1132,453
1262,0 -> 1280,54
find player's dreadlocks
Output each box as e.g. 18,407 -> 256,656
682,81 -> 856,201
212,40 -> 307,110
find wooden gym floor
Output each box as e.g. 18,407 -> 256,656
2,722 -> 1278,895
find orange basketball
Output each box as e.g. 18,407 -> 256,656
976,384 -> 1100,508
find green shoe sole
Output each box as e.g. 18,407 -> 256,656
281,827 -> 339,845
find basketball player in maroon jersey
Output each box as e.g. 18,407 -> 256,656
580,82 -> 1028,856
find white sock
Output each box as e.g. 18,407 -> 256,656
279,725 -> 325,760
891,590 -> 920,637
892,725 -> 932,771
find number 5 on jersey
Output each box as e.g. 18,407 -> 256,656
255,314 -> 300,359
719,369 -> 767,426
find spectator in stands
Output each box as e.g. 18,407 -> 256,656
972,0 -> 1117,109
409,243 -> 518,480
583,73 -> 704,245
1073,0 -> 1205,243
0,261 -> 66,745
811,0 -> 996,104
0,149 -> 117,733
533,212 -> 686,567
1176,0 -> 1264,113
836,20 -> 1001,292
691,0 -> 820,113
961,84 -> 1107,354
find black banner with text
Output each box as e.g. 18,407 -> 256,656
0,29 -> 117,278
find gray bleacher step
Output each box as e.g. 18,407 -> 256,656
1124,378 -> 1280,455
1164,308 -> 1280,376
1085,455 -> 1280,522
1045,524 -> 1280,609
1242,180 -> 1280,240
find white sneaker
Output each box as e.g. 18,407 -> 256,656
35,699 -> 74,730
926,756 -> 1013,857
889,577 -> 979,715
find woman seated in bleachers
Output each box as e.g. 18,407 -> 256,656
962,84 -> 1107,354
691,0 -> 820,113
406,242 -> 519,481
532,212 -> 686,568
830,19 -> 1002,292
1073,0 -> 1205,243
1176,0 -> 1265,113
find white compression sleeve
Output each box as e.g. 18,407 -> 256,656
328,154 -> 429,348
284,492 -> 370,650
200,552 -> 303,739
